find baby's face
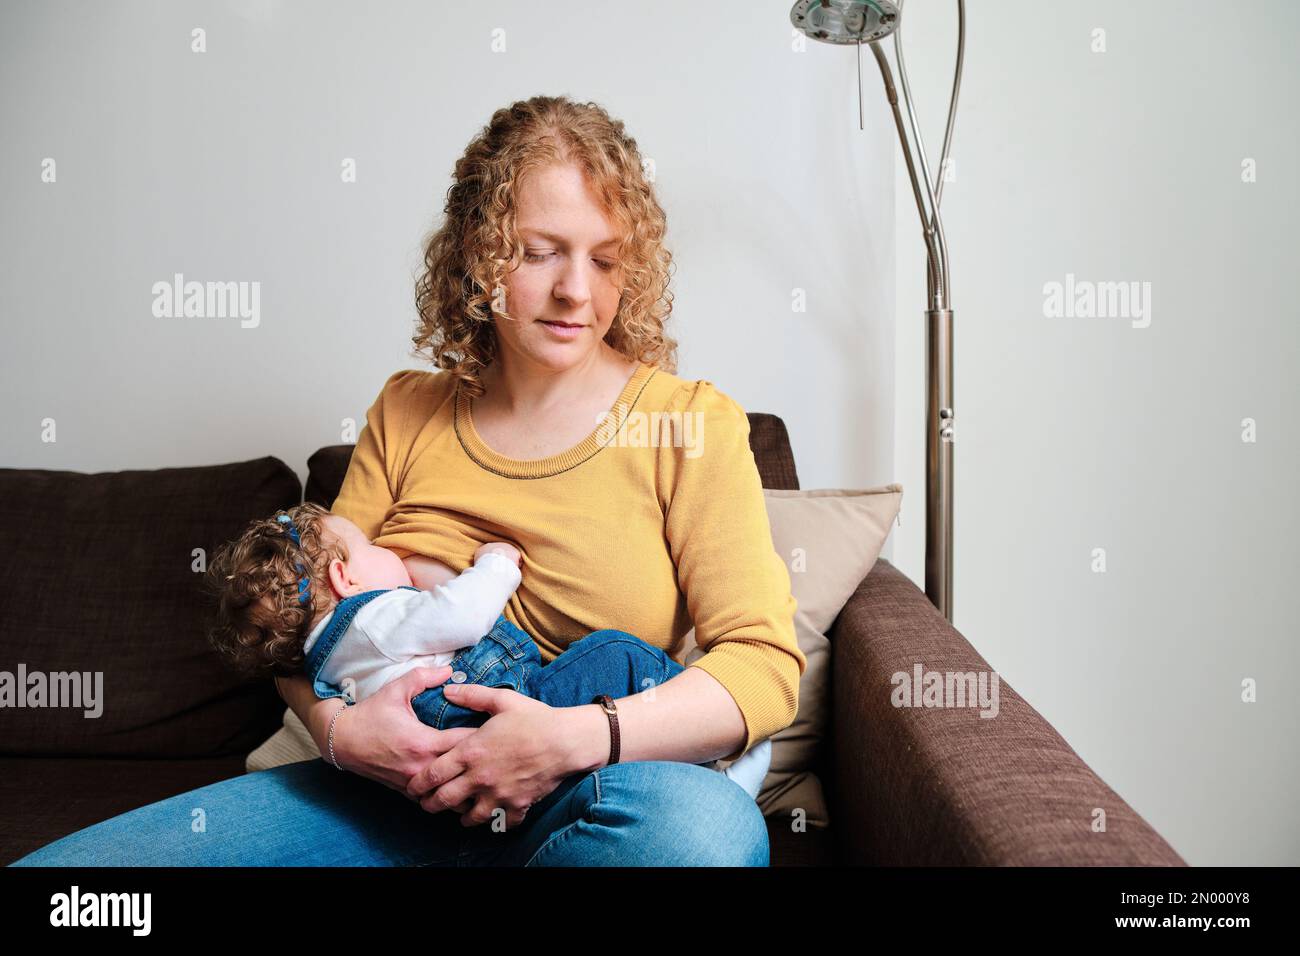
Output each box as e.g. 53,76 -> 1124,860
320,514 -> 412,596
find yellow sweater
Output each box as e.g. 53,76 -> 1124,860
329,360 -> 804,760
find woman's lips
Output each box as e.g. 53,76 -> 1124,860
539,320 -> 586,339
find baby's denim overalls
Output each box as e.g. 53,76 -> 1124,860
304,585 -> 709,744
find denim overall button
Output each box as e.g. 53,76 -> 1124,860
450,671 -> 467,683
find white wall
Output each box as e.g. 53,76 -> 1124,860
892,0 -> 1299,865
13,0 -> 1284,868
0,0 -> 895,502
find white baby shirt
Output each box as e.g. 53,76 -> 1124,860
302,551 -> 522,703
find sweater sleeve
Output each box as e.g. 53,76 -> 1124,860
657,380 -> 806,761
330,370 -> 412,545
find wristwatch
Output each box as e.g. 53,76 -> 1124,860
592,694 -> 620,767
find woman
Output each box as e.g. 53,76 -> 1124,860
10,95 -> 804,866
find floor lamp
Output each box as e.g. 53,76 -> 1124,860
790,0 -> 965,621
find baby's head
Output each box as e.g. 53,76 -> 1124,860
203,502 -> 410,678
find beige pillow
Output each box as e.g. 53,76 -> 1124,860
248,484 -> 904,831
246,706 -> 318,773
682,485 -> 903,828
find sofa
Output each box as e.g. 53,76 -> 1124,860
0,413 -> 1187,866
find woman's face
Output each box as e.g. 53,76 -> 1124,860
493,162 -> 625,373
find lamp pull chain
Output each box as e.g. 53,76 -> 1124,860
857,39 -> 864,130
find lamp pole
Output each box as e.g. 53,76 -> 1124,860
790,0 -> 965,621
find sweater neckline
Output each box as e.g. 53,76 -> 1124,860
454,361 -> 657,478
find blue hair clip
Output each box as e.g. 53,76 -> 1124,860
276,513 -> 311,605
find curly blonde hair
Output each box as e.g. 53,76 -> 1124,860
413,94 -> 679,398
203,502 -> 347,678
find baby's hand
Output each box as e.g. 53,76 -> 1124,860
474,541 -> 522,568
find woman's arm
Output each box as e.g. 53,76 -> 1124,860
547,381 -> 800,771
276,672 -> 342,757
557,666 -> 748,771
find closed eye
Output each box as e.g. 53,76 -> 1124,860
524,251 -> 617,271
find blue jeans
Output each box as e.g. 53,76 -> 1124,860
412,615 -> 696,737
8,622 -> 769,866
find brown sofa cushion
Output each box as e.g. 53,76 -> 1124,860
0,755 -> 251,866
0,457 -> 297,758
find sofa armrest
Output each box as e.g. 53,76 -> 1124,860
828,558 -> 1186,866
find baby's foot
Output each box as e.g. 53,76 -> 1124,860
722,738 -> 772,799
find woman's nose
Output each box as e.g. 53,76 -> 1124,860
552,257 -> 593,306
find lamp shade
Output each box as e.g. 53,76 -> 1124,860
789,0 -> 900,44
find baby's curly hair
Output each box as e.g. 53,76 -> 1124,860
202,502 -> 348,679
413,94 -> 679,398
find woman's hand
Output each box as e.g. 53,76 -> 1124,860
404,684 -> 603,829
277,666 -> 479,794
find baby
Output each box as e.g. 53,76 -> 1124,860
204,501 -> 772,800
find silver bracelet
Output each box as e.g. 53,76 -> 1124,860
326,700 -> 350,770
